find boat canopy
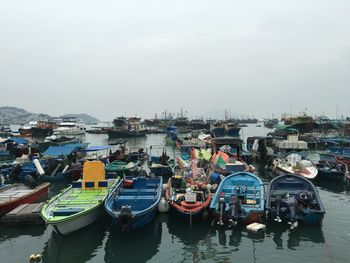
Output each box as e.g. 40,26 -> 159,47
43,143 -> 88,156
85,146 -> 112,152
4,137 -> 28,145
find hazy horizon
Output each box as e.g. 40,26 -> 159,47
1,1 -> 349,121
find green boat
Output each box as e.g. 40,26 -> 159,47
105,160 -> 139,176
41,160 -> 120,235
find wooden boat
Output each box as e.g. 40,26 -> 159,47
265,174 -> 325,228
104,176 -> 162,231
165,173 -> 212,220
209,172 -> 264,226
0,183 -> 50,216
41,161 -> 120,235
273,153 -> 318,180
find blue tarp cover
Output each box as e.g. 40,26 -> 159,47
85,146 -> 112,152
4,137 -> 28,145
43,143 -> 88,156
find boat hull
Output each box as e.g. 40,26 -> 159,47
0,183 -> 50,216
107,130 -> 147,138
51,205 -> 104,235
265,174 -> 325,225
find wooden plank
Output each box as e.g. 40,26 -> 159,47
6,204 -> 28,215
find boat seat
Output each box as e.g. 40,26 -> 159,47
52,208 -> 84,216
146,183 -> 158,189
84,181 -> 95,188
116,195 -> 136,200
72,181 -> 82,188
135,195 -> 156,200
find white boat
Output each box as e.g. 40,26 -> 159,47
52,118 -> 86,136
41,161 -> 120,235
273,153 -> 318,180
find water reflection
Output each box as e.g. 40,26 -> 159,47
104,217 -> 162,263
0,225 -> 45,241
42,217 -> 108,263
266,225 -> 325,250
315,178 -> 350,195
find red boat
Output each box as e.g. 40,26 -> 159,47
0,183 -> 50,216
166,175 -> 212,219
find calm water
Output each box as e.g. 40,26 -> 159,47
1,125 -> 350,263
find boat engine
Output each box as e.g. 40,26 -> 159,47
228,195 -> 241,227
274,195 -> 282,223
286,194 -> 299,229
117,205 -> 133,231
217,192 -> 226,225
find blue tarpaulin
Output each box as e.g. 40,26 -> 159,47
4,137 -> 28,145
43,143 -> 88,156
85,146 -> 112,152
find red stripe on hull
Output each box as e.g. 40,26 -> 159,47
0,184 -> 49,216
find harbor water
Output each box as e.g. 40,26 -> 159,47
1,125 -> 350,263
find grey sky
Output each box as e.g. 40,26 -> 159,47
1,0 -> 349,121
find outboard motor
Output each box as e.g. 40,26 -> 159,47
228,195 -> 241,227
286,195 -> 299,229
274,195 -> 282,223
117,206 -> 133,231
217,192 -> 226,225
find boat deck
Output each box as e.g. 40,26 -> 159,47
0,185 -> 38,203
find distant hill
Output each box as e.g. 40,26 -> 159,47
0,106 -> 100,124
61,114 -> 100,124
0,106 -> 39,124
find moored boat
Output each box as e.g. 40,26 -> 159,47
265,174 -> 325,228
104,176 -> 162,231
273,153 -> 318,180
41,161 -> 120,235
209,172 -> 264,226
165,173 -> 212,220
0,182 -> 50,216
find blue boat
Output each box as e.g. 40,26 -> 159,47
209,172 -> 264,226
265,174 -> 325,228
105,176 -> 162,231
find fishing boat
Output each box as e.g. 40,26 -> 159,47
209,172 -> 264,226
265,174 -> 325,228
210,149 -> 251,176
165,171 -> 212,220
272,153 -> 318,180
107,117 -> 147,138
105,160 -> 139,177
0,183 -> 50,216
104,176 -> 162,231
41,161 -> 120,235
148,152 -> 175,177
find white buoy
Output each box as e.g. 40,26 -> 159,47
246,222 -> 266,233
33,159 -> 45,176
62,165 -> 69,173
158,197 -> 170,213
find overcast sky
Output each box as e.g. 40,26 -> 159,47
0,0 -> 349,121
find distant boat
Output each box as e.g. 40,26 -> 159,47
210,172 -> 264,226
52,117 -> 86,136
104,176 -> 162,231
0,183 -> 50,216
41,161 -> 120,235
108,117 -> 147,138
265,174 -> 325,227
